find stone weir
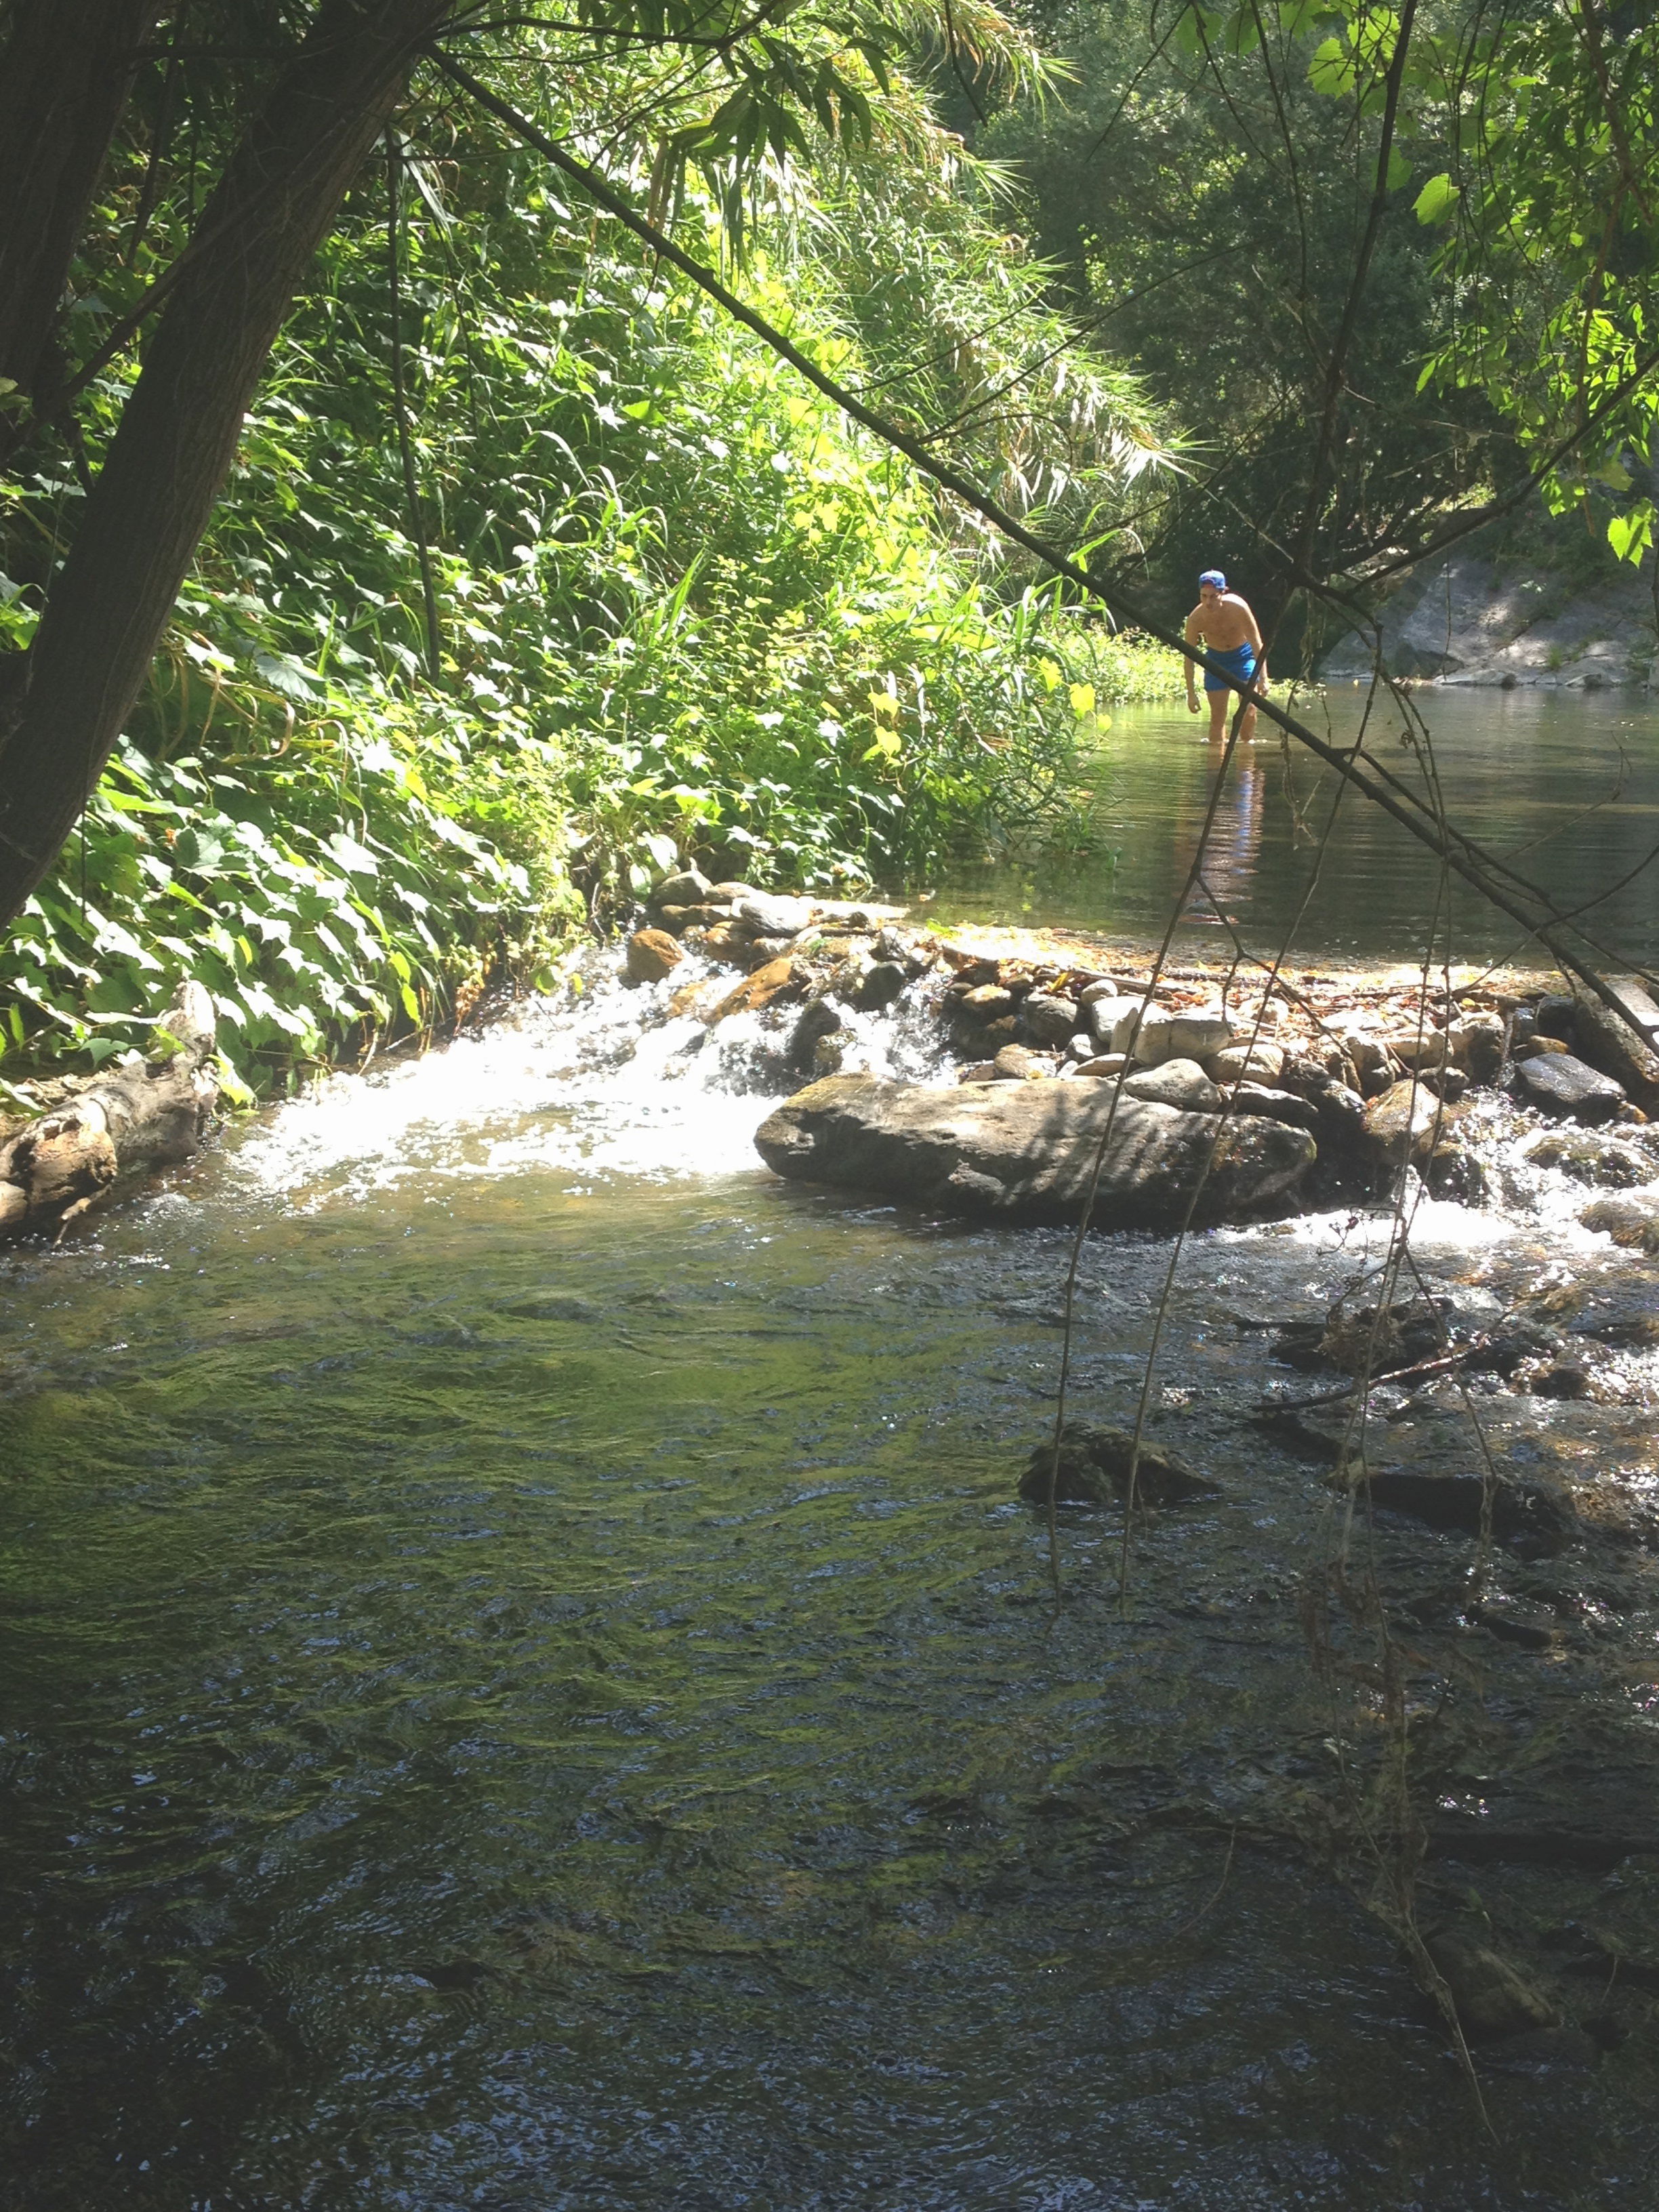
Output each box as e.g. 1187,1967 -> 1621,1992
633,866 -> 1659,1237
753,1072 -> 1313,1229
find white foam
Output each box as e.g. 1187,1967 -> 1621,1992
222,951 -> 951,1211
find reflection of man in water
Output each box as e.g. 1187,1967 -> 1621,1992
1184,569 -> 1267,742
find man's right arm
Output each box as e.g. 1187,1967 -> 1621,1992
1183,611 -> 1202,705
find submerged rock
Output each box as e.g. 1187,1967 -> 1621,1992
1422,1924 -> 1561,2041
1522,1128 -> 1652,1187
1335,1462 -> 1578,1546
1579,1194 -> 1659,1254
753,1073 -> 1316,1227
708,957 -> 802,1023
1019,1422 -> 1221,1508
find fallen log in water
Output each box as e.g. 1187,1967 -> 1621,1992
0,982 -> 220,1243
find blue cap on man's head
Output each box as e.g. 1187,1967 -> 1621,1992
1199,569 -> 1227,590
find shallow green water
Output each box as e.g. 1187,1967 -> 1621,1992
3,973 -> 1659,2212
5,792 -> 1659,2206
928,689 -> 1659,968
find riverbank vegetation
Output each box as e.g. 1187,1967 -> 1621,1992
1,0 -> 1655,1092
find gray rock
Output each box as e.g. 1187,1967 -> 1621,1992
1072,1054 -> 1130,1078
733,890 -> 817,938
649,866 -> 712,909
1515,1052 -> 1626,1124
1422,1923 -> 1561,2041
1123,1057 -> 1223,1112
958,983 -> 1015,1019
1128,1007 -> 1233,1066
854,960 -> 907,1011
1019,991 -> 1080,1046
753,1073 -> 1317,1227
874,924 -> 933,975
1316,548 -> 1653,689
1206,1040 -> 1285,1085
706,879 -> 754,902
1579,1195 -> 1659,1254
1568,977 -> 1659,1113
1231,1082 -> 1320,1132
1521,1128 -> 1651,1187
1363,1079 -> 1458,1163
1308,1081 -> 1371,1149
993,1044 -> 1053,1082
1387,1030 -> 1453,1072
1085,993 -> 1146,1048
1338,1030 -> 1397,1097
789,996 -> 843,1071
1078,976 -> 1136,1007
1450,1012 -> 1507,1082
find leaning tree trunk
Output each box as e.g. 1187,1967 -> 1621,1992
0,0 -> 161,436
0,980 -> 218,1241
0,0 -> 457,931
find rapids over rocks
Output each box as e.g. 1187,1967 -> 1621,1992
4,900 -> 1659,2208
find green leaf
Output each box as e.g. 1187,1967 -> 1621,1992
1607,504 -> 1655,565
1414,173 -> 1460,224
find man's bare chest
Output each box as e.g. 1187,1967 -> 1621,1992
1195,600 -> 1253,647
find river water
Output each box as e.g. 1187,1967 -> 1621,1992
931,689 -> 1659,968
3,695 -> 1659,2211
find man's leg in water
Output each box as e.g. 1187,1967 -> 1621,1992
1208,685 -> 1256,741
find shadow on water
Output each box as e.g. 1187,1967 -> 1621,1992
3,735 -> 1659,2205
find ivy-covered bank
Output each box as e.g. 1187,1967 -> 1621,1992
1,91 -> 1175,1101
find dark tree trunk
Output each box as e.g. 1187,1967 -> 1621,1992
0,0 -> 162,425
0,0 -> 455,930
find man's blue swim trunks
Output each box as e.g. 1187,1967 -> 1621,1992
1203,642 -> 1257,693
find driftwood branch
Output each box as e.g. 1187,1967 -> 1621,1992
0,981 -> 219,1242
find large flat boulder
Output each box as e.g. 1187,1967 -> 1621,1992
753,1073 -> 1315,1228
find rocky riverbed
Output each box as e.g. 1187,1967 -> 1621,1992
630,865 -> 1659,1241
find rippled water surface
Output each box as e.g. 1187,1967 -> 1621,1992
927,689 -> 1659,966
5,813 -> 1659,2207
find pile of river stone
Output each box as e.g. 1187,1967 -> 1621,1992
625,869 -> 1659,1229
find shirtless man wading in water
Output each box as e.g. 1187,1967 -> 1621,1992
1184,569 -> 1267,742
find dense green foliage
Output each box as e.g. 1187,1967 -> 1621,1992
7,0 -> 1651,1099
979,0 -> 1496,634
0,20 -> 1175,1091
